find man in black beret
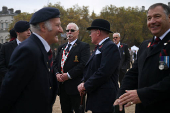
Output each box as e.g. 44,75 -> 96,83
78,19 -> 121,113
0,20 -> 31,89
0,7 -> 63,113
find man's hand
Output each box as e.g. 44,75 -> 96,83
119,90 -> 141,107
77,82 -> 86,96
60,73 -> 69,81
56,74 -> 64,82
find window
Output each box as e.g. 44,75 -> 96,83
1,23 -> 3,29
6,23 -> 8,28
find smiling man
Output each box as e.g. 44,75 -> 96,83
114,3 -> 170,113
0,7 -> 63,113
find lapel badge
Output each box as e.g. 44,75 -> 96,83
74,55 -> 79,62
159,56 -> 169,70
147,42 -> 151,48
164,43 -> 167,45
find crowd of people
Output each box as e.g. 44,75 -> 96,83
0,2 -> 169,113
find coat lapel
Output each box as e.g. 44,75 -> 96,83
147,32 -> 170,58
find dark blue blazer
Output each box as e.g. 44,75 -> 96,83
53,39 -> 90,95
0,34 -> 57,113
117,32 -> 170,113
82,38 -> 121,112
0,40 -> 17,87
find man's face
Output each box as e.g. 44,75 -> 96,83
18,28 -> 31,41
66,24 -> 79,43
113,33 -> 120,44
89,29 -> 98,45
147,6 -> 170,37
46,18 -> 63,45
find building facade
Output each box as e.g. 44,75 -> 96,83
0,6 -> 20,43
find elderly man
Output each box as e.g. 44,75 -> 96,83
113,33 -> 130,86
53,22 -> 90,113
0,7 -> 63,113
114,3 -> 170,113
78,19 -> 120,113
0,21 -> 31,88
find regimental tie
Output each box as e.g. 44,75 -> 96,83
47,49 -> 53,73
151,37 -> 161,48
65,44 -> 71,55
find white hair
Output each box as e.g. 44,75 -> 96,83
66,22 -> 79,30
113,32 -> 120,37
30,20 -> 52,33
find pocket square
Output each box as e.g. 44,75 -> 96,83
95,49 -> 101,55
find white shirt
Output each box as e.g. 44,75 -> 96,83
33,32 -> 50,52
16,38 -> 21,45
154,29 -> 170,41
98,37 -> 109,45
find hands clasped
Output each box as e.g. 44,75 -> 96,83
56,73 -> 68,82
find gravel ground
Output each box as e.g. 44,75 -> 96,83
52,96 -> 135,113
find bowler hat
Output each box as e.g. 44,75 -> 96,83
14,21 -> 30,32
30,7 -> 60,25
87,19 -> 113,33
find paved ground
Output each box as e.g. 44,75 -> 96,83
52,96 -> 135,113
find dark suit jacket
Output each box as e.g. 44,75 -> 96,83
0,40 -> 17,87
82,38 -> 121,112
0,34 -> 57,113
53,39 -> 90,95
117,32 -> 170,113
119,43 -> 130,70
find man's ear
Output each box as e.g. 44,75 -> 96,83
39,22 -> 46,32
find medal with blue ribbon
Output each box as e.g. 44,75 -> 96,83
159,49 -> 169,70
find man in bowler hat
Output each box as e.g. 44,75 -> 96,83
114,3 -> 170,113
0,21 -> 31,88
78,19 -> 121,113
0,7 -> 63,113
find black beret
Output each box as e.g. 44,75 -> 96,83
29,7 -> 60,25
9,28 -> 17,38
14,21 -> 30,32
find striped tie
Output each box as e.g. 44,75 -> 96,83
151,37 -> 160,48
47,49 -> 53,73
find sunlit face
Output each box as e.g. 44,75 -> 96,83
89,29 -> 98,45
66,24 -> 79,43
147,6 -> 170,37
18,28 -> 31,41
113,33 -> 120,44
46,18 -> 63,45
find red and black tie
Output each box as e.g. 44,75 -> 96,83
151,37 -> 160,48
47,49 -> 53,73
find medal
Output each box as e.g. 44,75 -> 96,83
159,61 -> 164,70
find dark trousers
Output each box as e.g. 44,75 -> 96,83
119,69 -> 127,86
59,84 -> 85,113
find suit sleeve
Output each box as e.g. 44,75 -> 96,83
68,43 -> 90,79
0,47 -> 37,112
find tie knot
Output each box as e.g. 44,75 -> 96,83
151,37 -> 160,47
155,37 -> 160,42
48,49 -> 52,55
68,44 -> 71,48
95,44 -> 99,50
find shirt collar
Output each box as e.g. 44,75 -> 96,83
33,32 -> 50,52
16,38 -> 21,45
117,42 -> 120,47
154,29 -> 170,40
68,39 -> 77,46
98,37 -> 109,45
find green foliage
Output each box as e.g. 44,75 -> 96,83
10,2 -> 152,47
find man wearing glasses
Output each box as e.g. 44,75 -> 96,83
113,33 -> 130,86
53,22 -> 90,113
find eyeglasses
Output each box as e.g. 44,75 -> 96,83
113,37 -> 118,39
66,29 -> 76,32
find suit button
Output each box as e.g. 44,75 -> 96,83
50,87 -> 52,89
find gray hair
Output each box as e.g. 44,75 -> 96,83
66,22 -> 79,30
30,20 -> 52,33
147,3 -> 170,18
113,32 -> 120,37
